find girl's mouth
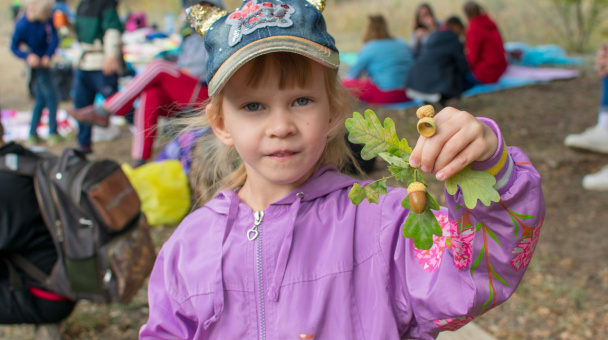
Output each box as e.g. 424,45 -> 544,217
268,151 -> 298,157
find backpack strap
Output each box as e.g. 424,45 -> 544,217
7,253 -> 51,287
0,153 -> 39,177
1,258 -> 23,291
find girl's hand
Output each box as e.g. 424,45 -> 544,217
27,54 -> 40,68
409,107 -> 498,181
41,56 -> 51,68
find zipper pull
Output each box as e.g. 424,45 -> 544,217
247,211 -> 264,241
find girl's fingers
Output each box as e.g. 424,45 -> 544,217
435,140 -> 485,180
432,129 -> 474,175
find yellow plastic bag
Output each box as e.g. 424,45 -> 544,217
122,160 -> 191,226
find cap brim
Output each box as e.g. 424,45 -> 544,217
208,36 -> 340,97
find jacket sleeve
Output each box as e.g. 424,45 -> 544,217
453,40 -> 470,75
139,249 -> 200,339
379,118 -> 545,339
345,43 -> 372,80
10,22 -> 29,60
45,21 -> 59,57
100,6 -> 123,58
465,25 -> 481,71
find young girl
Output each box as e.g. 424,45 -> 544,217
140,1 -> 545,339
10,0 -> 60,146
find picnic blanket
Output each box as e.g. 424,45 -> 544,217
351,64 -> 580,110
340,42 -> 582,110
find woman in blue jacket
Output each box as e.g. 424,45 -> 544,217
342,15 -> 413,105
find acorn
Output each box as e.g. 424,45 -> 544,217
416,104 -> 435,119
408,181 -> 427,214
417,117 -> 437,137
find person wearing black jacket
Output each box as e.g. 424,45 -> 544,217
405,16 -> 470,107
0,121 -> 75,339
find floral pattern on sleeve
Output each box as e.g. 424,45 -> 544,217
414,212 -> 475,272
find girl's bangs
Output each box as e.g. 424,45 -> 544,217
245,53 -> 313,90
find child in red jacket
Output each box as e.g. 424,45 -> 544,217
463,1 -> 507,85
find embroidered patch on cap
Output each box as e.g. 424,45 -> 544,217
226,0 -> 295,46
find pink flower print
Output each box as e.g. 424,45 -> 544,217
450,222 -> 474,270
510,219 -> 543,271
415,212 -> 452,272
435,316 -> 475,331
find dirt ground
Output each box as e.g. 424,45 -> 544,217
2,22 -> 608,340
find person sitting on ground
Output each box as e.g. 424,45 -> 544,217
405,16 -> 470,107
462,1 -> 507,87
410,3 -> 440,57
342,14 -> 413,105
69,0 -> 225,168
0,120 -> 76,340
10,0 -> 62,146
564,44 -> 608,190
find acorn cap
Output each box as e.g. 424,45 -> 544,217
417,117 -> 437,137
416,105 -> 435,119
407,181 -> 426,193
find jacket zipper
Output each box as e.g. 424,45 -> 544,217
252,211 -> 266,340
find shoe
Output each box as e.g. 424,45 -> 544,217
582,164 -> 608,191
77,145 -> 93,155
67,105 -> 110,127
26,135 -> 41,147
564,125 -> 608,154
46,134 -> 65,146
35,323 -> 63,340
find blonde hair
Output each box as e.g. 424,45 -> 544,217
362,15 -> 392,43
186,52 -> 357,207
24,0 -> 54,19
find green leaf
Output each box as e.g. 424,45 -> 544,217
378,152 -> 410,168
426,191 -> 440,211
471,247 -> 485,275
485,228 -> 502,246
474,222 -> 482,232
445,165 -> 500,209
345,110 -> 409,160
364,179 -> 387,204
479,281 -> 494,311
510,214 -> 519,238
512,211 -> 534,220
388,165 -> 413,183
348,183 -> 365,205
402,209 -> 442,250
492,269 -> 510,287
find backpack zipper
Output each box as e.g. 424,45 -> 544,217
252,211 -> 267,340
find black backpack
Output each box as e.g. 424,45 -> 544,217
0,147 -> 156,304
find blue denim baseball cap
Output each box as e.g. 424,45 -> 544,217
189,0 -> 340,97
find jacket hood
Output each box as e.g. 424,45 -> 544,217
205,165 -> 358,214
470,14 -> 498,31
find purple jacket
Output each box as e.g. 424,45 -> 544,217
141,119 -> 545,339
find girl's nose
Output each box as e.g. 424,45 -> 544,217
267,109 -> 296,138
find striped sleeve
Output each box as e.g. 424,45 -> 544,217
471,117 -> 514,193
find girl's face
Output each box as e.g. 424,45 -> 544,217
418,7 -> 435,28
211,58 -> 332,198
27,5 -> 52,22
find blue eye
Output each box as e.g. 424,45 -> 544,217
294,97 -> 311,106
244,103 -> 262,111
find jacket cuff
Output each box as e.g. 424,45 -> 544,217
471,117 -> 514,193
103,28 -> 121,58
